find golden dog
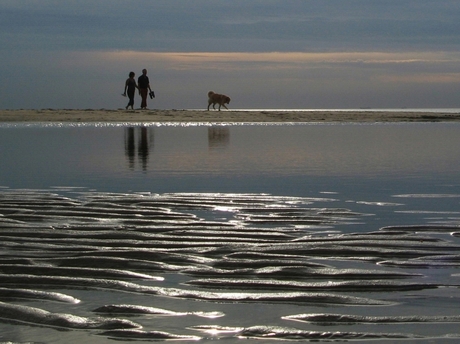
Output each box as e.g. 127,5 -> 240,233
207,91 -> 231,111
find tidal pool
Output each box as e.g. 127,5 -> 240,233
0,122 -> 459,343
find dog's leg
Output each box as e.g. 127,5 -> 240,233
222,104 -> 228,110
207,100 -> 214,111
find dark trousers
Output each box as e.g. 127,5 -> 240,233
140,88 -> 148,108
127,90 -> 135,108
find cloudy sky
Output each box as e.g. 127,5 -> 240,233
1,0 -> 460,110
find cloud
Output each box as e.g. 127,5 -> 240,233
1,1 -> 460,109
2,50 -> 459,110
379,73 -> 460,84
2,1 -> 460,52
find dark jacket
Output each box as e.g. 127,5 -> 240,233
138,75 -> 150,89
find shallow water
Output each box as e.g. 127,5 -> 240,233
0,123 -> 460,343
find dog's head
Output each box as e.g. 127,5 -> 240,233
208,91 -> 215,97
224,96 -> 231,104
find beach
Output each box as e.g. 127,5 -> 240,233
1,109 -> 460,123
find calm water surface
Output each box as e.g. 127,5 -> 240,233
0,123 -> 459,343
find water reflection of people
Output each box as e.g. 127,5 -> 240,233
125,127 -> 136,169
124,127 -> 153,170
138,127 -> 149,170
208,127 -> 230,149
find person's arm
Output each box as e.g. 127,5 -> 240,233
123,79 -> 128,96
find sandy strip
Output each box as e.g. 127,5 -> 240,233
1,109 -> 460,123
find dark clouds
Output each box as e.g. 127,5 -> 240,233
3,0 -> 460,52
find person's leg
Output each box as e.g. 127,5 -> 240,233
140,89 -> 148,108
127,90 -> 135,109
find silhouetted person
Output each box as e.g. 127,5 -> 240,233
138,69 -> 152,109
123,72 -> 139,110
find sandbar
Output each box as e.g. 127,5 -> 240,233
1,109 -> 460,123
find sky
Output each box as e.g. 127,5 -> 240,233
1,0 -> 460,110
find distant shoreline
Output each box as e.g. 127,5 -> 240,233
1,109 -> 460,123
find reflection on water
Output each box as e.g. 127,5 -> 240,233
116,124 -> 460,179
208,127 -> 230,149
123,126 -> 230,172
124,127 -> 154,171
0,123 -> 460,194
1,123 -> 460,198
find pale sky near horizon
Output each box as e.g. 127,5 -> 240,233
1,0 -> 460,110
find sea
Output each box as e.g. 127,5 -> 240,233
0,112 -> 460,343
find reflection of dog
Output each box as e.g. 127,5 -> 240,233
207,91 -> 231,111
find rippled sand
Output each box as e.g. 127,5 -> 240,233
1,189 -> 460,342
1,109 -> 460,123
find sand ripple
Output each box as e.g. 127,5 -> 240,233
1,189 -> 460,342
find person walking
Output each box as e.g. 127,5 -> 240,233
138,69 -> 152,109
123,71 -> 139,110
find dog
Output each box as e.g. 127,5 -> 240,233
207,91 -> 231,111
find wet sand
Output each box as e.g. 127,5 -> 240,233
1,109 -> 460,123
